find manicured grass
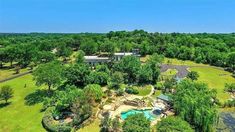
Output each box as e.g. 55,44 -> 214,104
0,68 -> 29,80
161,69 -> 178,76
164,58 -> 235,102
136,85 -> 152,96
152,90 -> 162,98
0,74 -> 45,132
190,67 -> 235,102
163,58 -> 208,66
78,119 -> 100,132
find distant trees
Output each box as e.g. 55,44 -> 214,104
173,80 -> 218,132
187,71 -> 199,81
122,113 -> 150,132
80,39 -> 98,55
0,85 -> 14,103
33,61 -> 63,91
56,43 -> 73,61
156,116 -> 193,132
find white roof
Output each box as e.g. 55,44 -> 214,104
84,56 -> 109,60
114,52 -> 133,56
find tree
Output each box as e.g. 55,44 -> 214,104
56,43 -> 73,61
227,52 -> 235,71
114,56 -> 141,83
87,71 -> 109,86
71,99 -> 92,126
101,114 -> 121,132
108,72 -> 124,89
36,51 -> 55,63
138,64 -> 153,84
100,114 -> 112,132
0,85 -> 14,103
96,65 -> 110,74
156,116 -> 193,132
146,53 -> 163,83
187,71 -> 199,81
122,113 -> 150,132
163,77 -> 176,93
43,85 -> 83,111
224,83 -> 235,96
83,84 -> 103,103
63,64 -> 91,86
173,80 -> 218,132
76,50 -> 85,64
80,39 -> 98,55
33,61 -> 63,91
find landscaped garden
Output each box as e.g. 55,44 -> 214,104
0,32 -> 235,132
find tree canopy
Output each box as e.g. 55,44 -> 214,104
156,116 -> 193,132
122,113 -> 150,132
173,80 -> 218,132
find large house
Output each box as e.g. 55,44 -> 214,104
85,49 -> 140,66
84,56 -> 110,66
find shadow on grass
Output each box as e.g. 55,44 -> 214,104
0,102 -> 11,108
24,89 -> 52,106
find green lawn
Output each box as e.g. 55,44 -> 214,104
0,74 -> 45,132
78,119 -> 100,132
136,85 -> 152,96
163,58 -> 208,66
164,58 -> 235,102
191,67 -> 235,102
0,67 -> 29,80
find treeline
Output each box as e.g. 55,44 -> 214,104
0,31 -> 235,72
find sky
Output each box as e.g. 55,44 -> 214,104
0,0 -> 235,33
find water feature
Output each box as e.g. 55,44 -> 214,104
121,109 -> 159,121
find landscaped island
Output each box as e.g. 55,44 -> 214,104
0,31 -> 235,132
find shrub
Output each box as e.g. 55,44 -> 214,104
42,108 -> 72,132
125,87 -> 139,94
116,88 -> 125,96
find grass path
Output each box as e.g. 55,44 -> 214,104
0,74 -> 45,132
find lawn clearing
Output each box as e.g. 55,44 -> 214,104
164,58 -> 209,66
190,67 -> 235,102
136,85 -> 152,96
78,119 -> 100,132
164,58 -> 235,102
0,67 -> 29,80
0,74 -> 45,132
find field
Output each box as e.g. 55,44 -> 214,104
0,74 -> 45,132
164,58 -> 235,103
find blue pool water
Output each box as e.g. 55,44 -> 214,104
121,109 -> 158,121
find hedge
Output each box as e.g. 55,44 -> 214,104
42,108 -> 72,132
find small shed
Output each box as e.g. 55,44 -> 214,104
157,94 -> 170,103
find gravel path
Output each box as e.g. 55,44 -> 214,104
160,64 -> 189,78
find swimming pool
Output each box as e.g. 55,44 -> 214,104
121,109 -> 158,121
